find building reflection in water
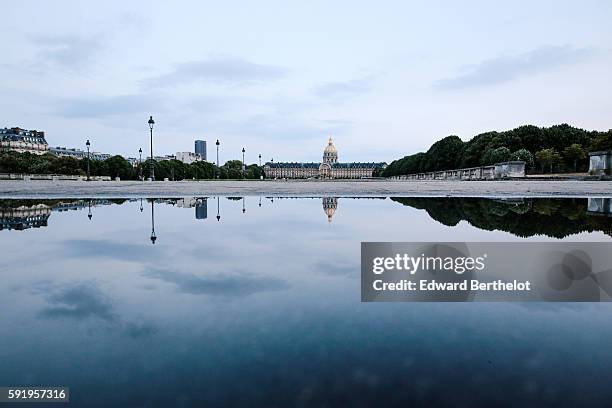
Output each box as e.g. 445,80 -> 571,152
588,198 -> 612,216
2,197 -> 612,239
195,200 -> 207,220
322,197 -> 338,223
0,204 -> 51,231
0,199 -> 115,231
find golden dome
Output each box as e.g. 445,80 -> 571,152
324,136 -> 337,154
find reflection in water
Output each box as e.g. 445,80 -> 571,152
150,200 -> 156,245
392,197 -> 612,238
588,197 -> 612,216
2,197 -> 612,240
2,195 -> 612,406
0,199 -> 115,231
323,197 -> 338,223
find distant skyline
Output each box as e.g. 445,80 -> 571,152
1,1 -> 611,163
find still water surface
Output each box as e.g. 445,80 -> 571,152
1,197 -> 612,407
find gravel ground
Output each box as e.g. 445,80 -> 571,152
1,179 -> 611,198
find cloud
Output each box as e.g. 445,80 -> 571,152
31,34 -> 104,71
123,321 -> 158,338
143,268 -> 288,297
314,261 -> 359,277
315,77 -> 373,99
434,45 -> 595,89
61,239 -> 161,261
39,282 -> 117,321
54,94 -> 158,118
37,281 -> 158,338
142,56 -> 288,88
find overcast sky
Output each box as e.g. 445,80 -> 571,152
1,1 -> 611,163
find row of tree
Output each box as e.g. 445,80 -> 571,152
383,124 -> 612,177
391,197 -> 612,239
0,151 -> 265,180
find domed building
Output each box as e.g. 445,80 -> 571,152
264,136 -> 386,179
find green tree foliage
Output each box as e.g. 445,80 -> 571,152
220,160 -> 245,179
419,135 -> 464,172
0,151 -> 267,180
189,161 -> 216,179
590,130 -> 612,151
562,143 -> 586,172
391,197 -> 612,239
382,123 -> 604,177
104,155 -> 135,179
481,147 -> 511,165
510,148 -> 534,168
535,148 -> 562,173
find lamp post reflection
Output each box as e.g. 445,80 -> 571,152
150,200 -> 157,244
259,196 -> 262,207
216,196 -> 221,222
242,197 -> 246,214
140,198 -> 143,213
88,199 -> 92,220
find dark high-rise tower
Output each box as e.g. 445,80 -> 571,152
195,140 -> 206,160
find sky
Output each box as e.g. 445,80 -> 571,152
1,0 -> 611,163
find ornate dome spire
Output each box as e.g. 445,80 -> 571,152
323,135 -> 338,164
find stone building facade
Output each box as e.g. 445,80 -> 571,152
589,150 -> 611,175
0,127 -> 49,155
264,137 -> 386,179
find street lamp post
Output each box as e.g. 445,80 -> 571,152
138,148 -> 143,181
258,154 -> 261,167
148,116 -> 155,181
215,139 -> 220,178
86,139 -> 91,181
242,147 -> 246,178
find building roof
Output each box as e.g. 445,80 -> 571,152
0,127 -> 47,144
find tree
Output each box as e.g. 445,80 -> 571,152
104,155 -> 135,180
590,130 -> 612,151
420,135 -> 464,172
562,143 -> 586,172
481,147 -> 511,165
189,161 -> 215,179
535,148 -> 561,173
510,148 -> 534,168
221,160 -> 244,179
51,156 -> 82,175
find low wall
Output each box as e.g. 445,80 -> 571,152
390,161 -> 526,181
589,151 -> 611,176
0,173 -> 112,181
587,197 -> 612,216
